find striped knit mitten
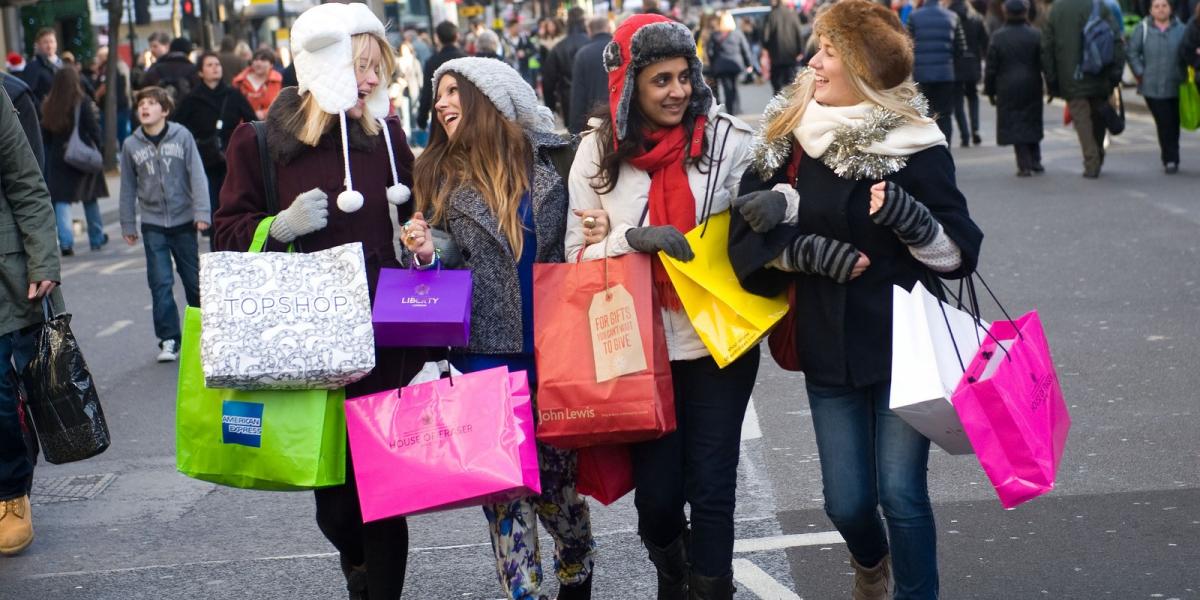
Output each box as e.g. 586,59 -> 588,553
776,234 -> 861,284
871,182 -> 938,247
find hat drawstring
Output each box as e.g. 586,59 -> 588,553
336,110 -> 365,213
378,117 -> 412,206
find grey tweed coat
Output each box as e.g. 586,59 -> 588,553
410,130 -> 570,354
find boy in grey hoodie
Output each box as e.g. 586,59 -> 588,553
119,86 -> 209,362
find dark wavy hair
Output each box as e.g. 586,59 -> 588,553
41,67 -> 85,135
588,81 -> 710,195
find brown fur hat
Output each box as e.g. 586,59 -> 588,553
813,0 -> 913,90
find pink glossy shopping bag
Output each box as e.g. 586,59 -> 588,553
345,366 -> 541,521
952,311 -> 1070,509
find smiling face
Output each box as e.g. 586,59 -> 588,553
809,36 -> 863,107
348,35 -> 385,120
434,74 -> 463,138
634,56 -> 692,131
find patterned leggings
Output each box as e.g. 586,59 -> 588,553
483,442 -> 595,600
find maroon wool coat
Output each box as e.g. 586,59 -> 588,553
214,89 -> 423,396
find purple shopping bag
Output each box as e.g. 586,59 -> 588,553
952,311 -> 1070,509
373,267 -> 471,347
345,366 -> 541,521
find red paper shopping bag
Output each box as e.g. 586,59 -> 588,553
576,445 -> 634,505
533,253 -> 675,448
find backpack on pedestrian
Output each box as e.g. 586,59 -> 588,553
158,72 -> 192,102
1078,0 -> 1116,78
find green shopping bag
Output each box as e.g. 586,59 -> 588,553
1182,68 -> 1200,132
176,307 -> 346,490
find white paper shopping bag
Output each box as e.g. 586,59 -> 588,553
890,281 -> 988,455
199,236 -> 375,391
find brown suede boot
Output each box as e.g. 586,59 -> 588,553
850,554 -> 891,600
0,495 -> 34,556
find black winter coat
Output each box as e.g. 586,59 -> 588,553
568,33 -> 613,135
544,29 -> 591,119
42,97 -> 106,204
1181,20 -> 1200,71
985,21 -> 1045,145
19,54 -> 57,104
730,145 -> 983,388
762,6 -> 806,65
949,0 -> 989,83
173,81 -> 256,168
140,52 -> 197,97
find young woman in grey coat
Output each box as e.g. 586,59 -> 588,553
403,57 -> 595,600
1129,0 -> 1188,173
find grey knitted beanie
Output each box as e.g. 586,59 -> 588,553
432,57 -> 557,133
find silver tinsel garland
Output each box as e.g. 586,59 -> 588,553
750,85 -> 932,182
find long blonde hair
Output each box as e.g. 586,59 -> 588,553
413,73 -> 532,257
285,32 -> 396,146
763,58 -> 930,144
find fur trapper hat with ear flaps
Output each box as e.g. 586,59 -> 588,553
813,0 -> 913,91
289,2 -> 410,212
603,14 -> 713,150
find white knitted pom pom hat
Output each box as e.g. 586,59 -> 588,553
290,3 -> 410,212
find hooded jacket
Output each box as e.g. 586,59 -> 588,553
118,121 -> 210,236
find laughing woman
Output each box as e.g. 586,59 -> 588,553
564,15 -> 758,600
402,57 -> 595,600
728,1 -> 983,598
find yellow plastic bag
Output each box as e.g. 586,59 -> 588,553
660,211 -> 788,368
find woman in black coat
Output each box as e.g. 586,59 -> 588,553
173,51 -> 256,243
984,0 -> 1045,176
41,67 -> 107,255
727,2 -> 982,597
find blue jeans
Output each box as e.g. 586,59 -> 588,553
142,223 -> 201,345
806,380 -> 938,600
633,347 -> 760,577
0,330 -> 35,500
54,201 -> 105,250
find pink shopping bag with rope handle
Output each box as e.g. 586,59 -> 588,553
951,311 -> 1070,509
345,365 -> 541,521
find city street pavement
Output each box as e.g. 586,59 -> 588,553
1,81 -> 1197,600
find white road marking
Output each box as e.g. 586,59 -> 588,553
733,559 -> 803,600
96,320 -> 134,338
742,397 -> 762,441
733,531 -> 845,553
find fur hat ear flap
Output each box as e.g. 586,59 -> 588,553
299,29 -> 342,54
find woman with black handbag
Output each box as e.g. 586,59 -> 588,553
41,67 -> 107,256
729,1 -> 983,597
174,51 -> 255,242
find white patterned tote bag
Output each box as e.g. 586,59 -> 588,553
198,218 -> 375,390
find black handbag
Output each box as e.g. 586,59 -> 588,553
21,299 -> 110,464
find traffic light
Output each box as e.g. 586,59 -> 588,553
182,0 -> 200,27
134,0 -> 151,25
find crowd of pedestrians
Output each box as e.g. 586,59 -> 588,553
0,1 -> 1197,599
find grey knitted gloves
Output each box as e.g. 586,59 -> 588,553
270,188 -> 329,243
733,190 -> 788,233
626,226 -> 695,261
870,182 -> 938,247
776,234 -> 861,283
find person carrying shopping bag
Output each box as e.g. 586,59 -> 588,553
212,4 -> 420,599
40,67 -> 108,256
728,1 -> 983,598
402,57 -> 596,600
563,14 -> 759,599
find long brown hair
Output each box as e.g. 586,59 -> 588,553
41,67 -> 85,135
414,72 -> 532,256
588,89 -> 708,196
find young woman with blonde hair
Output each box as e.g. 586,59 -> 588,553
402,57 -> 595,600
213,5 -> 419,598
729,1 -> 983,598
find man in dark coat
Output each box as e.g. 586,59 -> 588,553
985,0 -> 1045,175
0,87 -> 62,558
1042,0 -> 1125,178
141,38 -> 198,101
1,74 -> 44,173
568,16 -> 614,134
948,0 -> 989,146
909,0 -> 967,142
416,21 -> 468,130
542,7 -> 590,121
19,28 -> 60,105
762,0 -> 807,93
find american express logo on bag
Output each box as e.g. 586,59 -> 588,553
222,401 -> 264,447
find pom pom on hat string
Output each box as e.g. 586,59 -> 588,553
378,117 -> 412,206
336,110 -> 365,213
